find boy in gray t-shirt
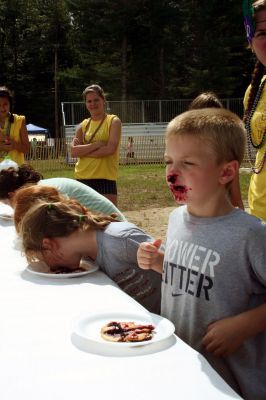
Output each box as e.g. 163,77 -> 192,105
137,108 -> 266,399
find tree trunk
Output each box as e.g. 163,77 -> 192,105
54,44 -> 60,138
159,46 -> 165,98
121,35 -> 127,102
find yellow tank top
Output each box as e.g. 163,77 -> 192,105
244,75 -> 266,220
0,114 -> 25,164
74,114 -> 121,180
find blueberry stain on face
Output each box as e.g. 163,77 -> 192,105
166,173 -> 191,203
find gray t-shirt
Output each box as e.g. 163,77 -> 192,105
39,178 -> 126,221
161,206 -> 266,399
96,221 -> 161,314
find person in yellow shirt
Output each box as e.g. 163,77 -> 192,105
70,84 -> 121,206
243,0 -> 266,220
0,86 -> 29,164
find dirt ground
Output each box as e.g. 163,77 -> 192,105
123,206 -> 176,241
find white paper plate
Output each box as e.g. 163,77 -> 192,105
0,203 -> 13,219
73,311 -> 175,347
26,258 -> 99,278
0,214 -> 13,220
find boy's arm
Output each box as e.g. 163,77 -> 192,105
202,303 -> 266,357
137,239 -> 164,274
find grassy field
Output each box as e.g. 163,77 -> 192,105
40,164 -> 251,212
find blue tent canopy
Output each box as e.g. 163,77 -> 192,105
26,123 -> 48,134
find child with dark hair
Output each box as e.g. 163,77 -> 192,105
0,164 -> 125,220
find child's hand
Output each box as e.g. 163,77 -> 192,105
202,315 -> 247,357
137,239 -> 163,273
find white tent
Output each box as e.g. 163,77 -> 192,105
26,123 -> 49,141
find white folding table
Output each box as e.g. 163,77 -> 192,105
0,204 -> 241,400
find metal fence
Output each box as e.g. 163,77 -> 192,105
25,98 -> 250,172
25,135 -> 254,173
61,98 -> 244,126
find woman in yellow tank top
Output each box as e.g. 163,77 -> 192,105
0,86 -> 29,165
243,0 -> 266,220
70,84 -> 121,206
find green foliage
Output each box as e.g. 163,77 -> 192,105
0,0 -> 253,132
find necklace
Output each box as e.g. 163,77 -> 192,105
83,114 -> 107,144
0,117 -> 11,141
245,78 -> 266,174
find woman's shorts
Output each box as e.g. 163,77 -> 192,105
77,179 -> 117,195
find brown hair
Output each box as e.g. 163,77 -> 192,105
0,86 -> 14,122
188,92 -> 223,110
166,108 -> 246,164
20,199 -> 117,262
243,1 -> 266,122
82,84 -> 105,101
0,164 -> 43,200
13,185 -> 64,232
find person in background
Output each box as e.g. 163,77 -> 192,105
137,108 -> 266,399
70,84 -> 121,206
30,137 -> 38,160
188,92 -> 223,110
188,91 -> 244,210
126,136 -> 135,160
19,198 -> 161,314
243,0 -> 266,220
0,86 -> 29,164
0,164 -> 126,220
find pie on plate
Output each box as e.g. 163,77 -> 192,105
26,258 -> 98,278
72,311 -> 175,349
101,321 -> 155,342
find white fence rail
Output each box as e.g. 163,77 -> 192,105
64,123 -> 168,139
61,98 -> 244,126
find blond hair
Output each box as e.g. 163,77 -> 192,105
253,0 -> 266,13
20,199 -> 118,262
165,108 -> 246,165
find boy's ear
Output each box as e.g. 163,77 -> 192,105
219,160 -> 239,185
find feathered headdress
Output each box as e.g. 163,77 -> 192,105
243,0 -> 255,43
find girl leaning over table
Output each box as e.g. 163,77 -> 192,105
70,85 -> 121,206
243,0 -> 266,220
19,199 -> 162,314
0,86 -> 29,165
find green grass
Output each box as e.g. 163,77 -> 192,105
41,164 -> 251,212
